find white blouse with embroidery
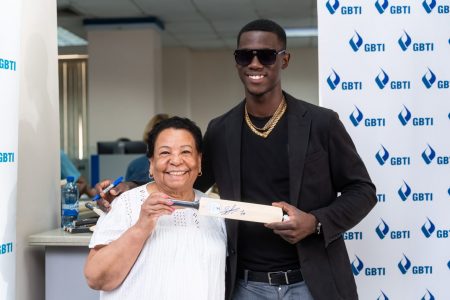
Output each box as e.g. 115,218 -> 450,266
89,184 -> 227,300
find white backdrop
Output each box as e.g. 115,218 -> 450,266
0,0 -> 20,299
318,0 -> 450,298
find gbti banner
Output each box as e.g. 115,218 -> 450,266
0,1 -> 20,299
318,0 -> 450,298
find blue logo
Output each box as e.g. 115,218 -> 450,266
349,31 -> 363,52
351,255 -> 364,275
375,219 -> 390,239
422,0 -> 436,13
398,31 -> 412,51
327,70 -> 341,90
0,152 -> 15,163
398,106 -> 434,126
421,289 -> 435,300
343,231 -> 363,240
398,181 -> 411,201
422,68 -> 436,88
0,58 -> 17,71
448,260 -> 450,269
375,69 -> 390,89
398,254 -> 412,274
398,105 -> 412,125
377,291 -> 389,300
349,106 -> 363,126
326,0 -> 340,14
375,0 -> 389,14
421,218 -> 436,238
375,145 -> 389,165
422,144 -> 436,164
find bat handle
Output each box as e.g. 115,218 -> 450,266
170,199 -> 200,209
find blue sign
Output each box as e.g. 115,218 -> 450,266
376,219 -> 389,239
351,255 -> 364,275
398,254 -> 412,274
421,144 -> 436,164
421,218 -> 436,238
422,68 -> 437,88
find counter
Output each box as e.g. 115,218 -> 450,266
29,229 -> 98,300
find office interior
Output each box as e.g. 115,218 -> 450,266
14,1 -> 318,299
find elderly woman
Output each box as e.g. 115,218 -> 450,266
84,117 -> 226,299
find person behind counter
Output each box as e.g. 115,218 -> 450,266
60,149 -> 96,198
84,117 -> 226,299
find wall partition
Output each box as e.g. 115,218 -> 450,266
318,0 -> 450,298
0,1 -> 20,299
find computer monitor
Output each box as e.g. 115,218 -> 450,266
97,141 -> 118,154
97,141 -> 146,154
124,141 -> 147,154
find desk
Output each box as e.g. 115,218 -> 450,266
29,229 -> 98,300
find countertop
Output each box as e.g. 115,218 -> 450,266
28,228 -> 92,247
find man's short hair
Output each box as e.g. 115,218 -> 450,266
237,19 -> 287,49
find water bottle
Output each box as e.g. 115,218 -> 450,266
61,176 -> 79,228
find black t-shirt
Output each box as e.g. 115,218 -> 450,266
237,112 -> 300,272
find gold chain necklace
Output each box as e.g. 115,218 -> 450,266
244,97 -> 287,138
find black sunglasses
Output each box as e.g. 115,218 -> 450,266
234,49 -> 286,66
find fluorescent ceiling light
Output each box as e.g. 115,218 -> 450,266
58,26 -> 88,47
285,28 -> 318,37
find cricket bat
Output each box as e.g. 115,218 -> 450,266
171,197 -> 284,223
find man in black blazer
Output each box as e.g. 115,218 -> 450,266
195,19 -> 377,300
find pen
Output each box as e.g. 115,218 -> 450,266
92,176 -> 123,201
85,202 -> 105,217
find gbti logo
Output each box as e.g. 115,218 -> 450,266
376,218 -> 410,239
351,255 -> 364,275
375,0 -> 389,14
349,106 -> 385,127
398,254 -> 412,274
326,0 -> 340,14
375,219 -> 389,239
326,0 -> 362,15
377,291 -> 389,300
422,217 -> 450,238
327,69 -> 340,90
398,105 -> 434,126
375,145 -> 389,165
399,31 -> 434,52
422,68 -> 437,88
398,105 -> 412,125
398,254 -> 433,275
421,144 -> 436,164
398,180 -> 433,202
398,31 -> 412,51
398,181 -> 412,201
375,69 -> 389,89
349,31 -> 385,52
376,0 -> 411,14
327,69 -> 362,90
421,289 -> 435,300
375,68 -> 410,90
349,106 -> 363,126
349,31 -> 363,52
422,68 -> 449,89
421,218 -> 436,238
422,0 -> 437,13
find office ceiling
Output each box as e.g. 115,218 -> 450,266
57,0 -> 317,49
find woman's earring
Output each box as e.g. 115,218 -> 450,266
198,170 -> 202,177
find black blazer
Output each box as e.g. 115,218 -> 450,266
195,92 -> 377,300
